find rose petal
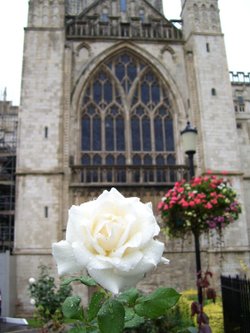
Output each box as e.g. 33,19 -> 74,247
120,240 -> 168,276
87,251 -> 143,272
66,203 -> 95,243
52,240 -> 82,276
142,240 -> 167,265
73,243 -> 112,270
87,267 -> 144,294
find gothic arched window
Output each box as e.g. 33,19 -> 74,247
81,51 -> 175,172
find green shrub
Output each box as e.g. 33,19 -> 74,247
123,302 -> 194,333
204,301 -> 223,333
180,289 -> 224,333
28,265 -> 72,327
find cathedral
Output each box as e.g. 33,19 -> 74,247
4,0 -> 250,314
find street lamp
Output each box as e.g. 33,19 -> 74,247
180,121 -> 198,178
181,122 -> 203,307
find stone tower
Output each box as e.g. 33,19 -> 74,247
14,0 -> 250,314
180,0 -> 249,273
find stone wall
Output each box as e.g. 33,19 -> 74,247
0,251 -> 16,316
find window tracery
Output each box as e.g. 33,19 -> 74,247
80,51 -> 175,170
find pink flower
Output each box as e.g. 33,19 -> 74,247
205,202 -> 213,209
158,202 -> 164,210
208,221 -> 216,229
181,201 -> 189,208
194,198 -> 201,204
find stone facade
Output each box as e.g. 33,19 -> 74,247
14,0 -> 250,315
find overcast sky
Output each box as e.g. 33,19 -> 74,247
0,0 -> 249,106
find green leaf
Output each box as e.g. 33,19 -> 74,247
116,288 -> 140,306
62,277 -> 81,285
62,296 -> 83,319
124,307 -> 145,328
134,288 -> 180,319
97,299 -> 125,333
79,276 -> 97,287
62,276 -> 97,287
86,328 -> 99,333
68,327 -> 87,333
87,291 -> 106,322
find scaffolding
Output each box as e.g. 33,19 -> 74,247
0,100 -> 18,252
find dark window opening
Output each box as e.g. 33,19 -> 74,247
44,126 -> 48,138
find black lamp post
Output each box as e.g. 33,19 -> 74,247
181,122 -> 203,307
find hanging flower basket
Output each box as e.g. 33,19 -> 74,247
158,174 -> 242,238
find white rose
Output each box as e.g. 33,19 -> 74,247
29,277 -> 36,285
30,298 -> 36,305
52,188 -> 168,294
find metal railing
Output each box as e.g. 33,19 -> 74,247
221,275 -> 250,333
70,164 -> 189,187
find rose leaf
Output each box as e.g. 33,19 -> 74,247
134,287 -> 180,319
62,276 -> 97,287
62,277 -> 81,285
124,307 -> 145,328
68,327 -> 87,333
116,288 -> 140,306
87,291 -> 106,322
79,276 -> 97,287
97,299 -> 125,333
62,296 -> 83,320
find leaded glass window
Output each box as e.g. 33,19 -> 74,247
80,51 -> 175,173
120,0 -> 127,12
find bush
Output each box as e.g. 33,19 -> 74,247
123,300 -> 194,333
28,265 -> 72,327
204,302 -> 223,333
180,289 -> 224,333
